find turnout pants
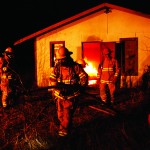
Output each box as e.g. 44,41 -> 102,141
99,82 -> 116,103
56,97 -> 75,134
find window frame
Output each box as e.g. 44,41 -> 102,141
50,41 -> 65,67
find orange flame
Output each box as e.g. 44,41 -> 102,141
84,62 -> 98,77
83,59 -> 98,85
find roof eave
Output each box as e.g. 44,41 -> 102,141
14,3 -> 150,45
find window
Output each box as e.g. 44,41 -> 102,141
120,38 -> 138,76
50,41 -> 65,67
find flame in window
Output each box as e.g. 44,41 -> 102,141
84,59 -> 98,85
84,62 -> 98,77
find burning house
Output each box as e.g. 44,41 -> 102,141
14,3 -> 150,88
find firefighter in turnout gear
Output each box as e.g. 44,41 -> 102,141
49,46 -> 88,136
76,59 -> 87,68
97,47 -> 120,105
3,47 -> 14,69
0,47 -> 23,108
0,47 -> 14,108
0,57 -> 6,107
76,58 -> 89,87
0,62 -> 18,108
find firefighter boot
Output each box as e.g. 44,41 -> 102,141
58,124 -> 68,137
110,97 -> 115,106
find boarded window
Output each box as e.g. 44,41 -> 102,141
50,41 -> 65,67
120,38 -> 138,76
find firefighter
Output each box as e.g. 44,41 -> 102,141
97,47 -> 120,105
0,57 -> 5,107
49,46 -> 88,136
76,59 -> 87,68
0,56 -> 11,108
2,46 -> 14,69
0,47 -> 23,108
76,58 -> 89,87
0,47 -> 14,108
0,57 -> 3,76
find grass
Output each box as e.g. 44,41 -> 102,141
0,87 -> 150,150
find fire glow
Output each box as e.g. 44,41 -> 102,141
84,61 -> 98,85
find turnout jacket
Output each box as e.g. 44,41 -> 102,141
97,57 -> 120,84
49,59 -> 88,99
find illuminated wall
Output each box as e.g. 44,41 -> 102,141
35,8 -> 150,87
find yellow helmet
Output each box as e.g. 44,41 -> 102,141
76,59 -> 86,68
55,46 -> 73,59
3,47 -> 14,59
5,47 -> 13,53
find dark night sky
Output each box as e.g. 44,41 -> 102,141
0,0 -> 150,50
0,0 -> 149,88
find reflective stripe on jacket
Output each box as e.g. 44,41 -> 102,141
97,58 -> 120,83
49,61 -> 88,99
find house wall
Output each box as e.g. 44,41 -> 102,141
35,9 -> 150,87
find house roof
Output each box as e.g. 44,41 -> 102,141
14,2 -> 150,46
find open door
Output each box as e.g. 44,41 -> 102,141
82,42 -> 101,86
82,41 -> 101,71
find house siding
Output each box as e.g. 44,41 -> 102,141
35,8 -> 150,88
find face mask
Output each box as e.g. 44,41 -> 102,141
6,53 -> 14,59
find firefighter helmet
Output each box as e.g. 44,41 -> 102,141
5,47 -> 13,53
76,59 -> 86,68
103,48 -> 110,55
3,47 -> 14,59
55,46 -> 73,59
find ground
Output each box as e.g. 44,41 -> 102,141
0,87 -> 150,150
